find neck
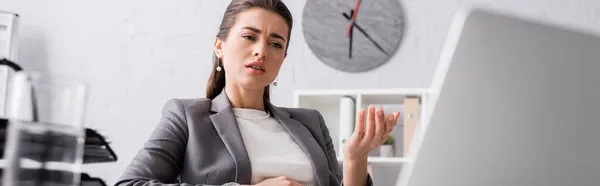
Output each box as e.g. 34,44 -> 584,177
225,85 -> 266,111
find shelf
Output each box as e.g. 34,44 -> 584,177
296,88 -> 430,185
295,88 -> 428,108
294,88 -> 431,96
337,157 -> 413,164
361,94 -> 421,105
295,88 -> 430,159
296,94 -> 355,109
0,168 -> 107,186
0,118 -> 118,164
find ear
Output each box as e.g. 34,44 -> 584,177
214,38 -> 224,58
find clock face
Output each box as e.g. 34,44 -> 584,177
302,0 -> 406,72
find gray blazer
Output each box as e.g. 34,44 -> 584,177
115,91 -> 373,186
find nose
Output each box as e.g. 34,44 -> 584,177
253,42 -> 267,59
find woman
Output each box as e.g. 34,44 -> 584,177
116,0 -> 400,185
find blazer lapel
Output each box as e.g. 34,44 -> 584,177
266,103 -> 330,186
209,91 -> 252,184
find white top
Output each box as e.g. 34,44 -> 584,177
233,108 -> 315,186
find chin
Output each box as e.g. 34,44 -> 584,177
239,80 -> 271,90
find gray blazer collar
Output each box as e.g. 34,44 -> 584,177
209,90 -> 289,116
208,91 -> 329,186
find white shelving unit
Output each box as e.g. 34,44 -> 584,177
293,88 -> 431,165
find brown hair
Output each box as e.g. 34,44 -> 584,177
206,0 -> 293,101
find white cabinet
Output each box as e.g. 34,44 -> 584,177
293,88 -> 431,166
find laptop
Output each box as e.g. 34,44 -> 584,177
398,7 -> 600,186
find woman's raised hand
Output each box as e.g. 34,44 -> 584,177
343,104 -> 400,162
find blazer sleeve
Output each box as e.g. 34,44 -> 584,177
314,110 -> 374,186
114,99 -> 233,186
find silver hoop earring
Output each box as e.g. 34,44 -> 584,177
273,77 -> 278,86
216,66 -> 222,71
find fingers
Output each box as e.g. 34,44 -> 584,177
389,112 -> 401,132
385,114 -> 394,133
373,107 -> 386,147
287,178 -> 303,186
380,111 -> 400,144
350,105 -> 402,153
364,105 -> 376,143
353,109 -> 365,137
381,114 -> 395,144
274,176 -> 303,186
281,180 -> 302,186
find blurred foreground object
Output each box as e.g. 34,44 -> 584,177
399,7 -> 600,186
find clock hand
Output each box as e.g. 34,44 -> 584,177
346,0 -> 362,38
349,10 -> 354,59
343,12 -> 389,55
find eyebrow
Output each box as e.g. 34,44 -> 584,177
241,26 -> 286,43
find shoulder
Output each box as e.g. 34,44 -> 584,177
157,98 -> 213,136
159,98 -> 214,127
161,98 -> 212,115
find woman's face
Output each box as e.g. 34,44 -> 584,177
214,7 -> 289,91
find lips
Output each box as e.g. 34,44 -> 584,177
245,61 -> 265,72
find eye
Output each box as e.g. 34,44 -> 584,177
270,42 -> 283,49
242,35 -> 256,41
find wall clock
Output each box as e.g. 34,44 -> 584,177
302,0 -> 406,73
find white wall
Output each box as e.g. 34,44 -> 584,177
1,0 -> 598,184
